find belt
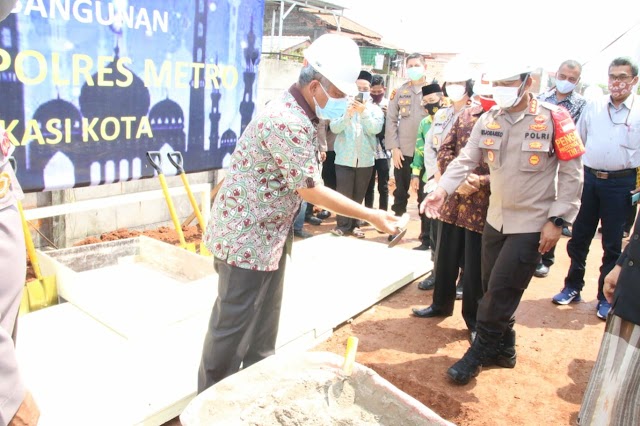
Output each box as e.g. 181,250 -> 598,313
585,166 -> 636,180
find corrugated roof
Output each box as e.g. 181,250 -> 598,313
265,0 -> 345,12
312,12 -> 382,39
262,36 -> 311,53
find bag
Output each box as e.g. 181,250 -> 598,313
550,106 -> 585,161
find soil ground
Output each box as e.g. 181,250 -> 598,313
70,187 -> 621,426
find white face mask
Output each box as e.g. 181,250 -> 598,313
555,79 -> 576,94
446,84 -> 466,102
359,91 -> 371,102
491,78 -> 526,109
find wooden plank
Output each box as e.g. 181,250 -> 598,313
181,178 -> 225,228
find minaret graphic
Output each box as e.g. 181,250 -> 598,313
228,0 -> 241,65
239,16 -> 259,136
186,0 -> 208,154
0,14 -> 26,171
208,57 -> 222,160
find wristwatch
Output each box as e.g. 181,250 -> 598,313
548,216 -> 564,227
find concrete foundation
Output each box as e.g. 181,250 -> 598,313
17,235 -> 432,425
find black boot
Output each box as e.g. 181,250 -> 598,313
493,328 -> 517,368
447,337 -> 499,385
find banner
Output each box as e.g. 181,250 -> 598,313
0,0 -> 265,192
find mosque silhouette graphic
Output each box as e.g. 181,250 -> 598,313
0,0 -> 262,192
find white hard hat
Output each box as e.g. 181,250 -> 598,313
0,0 -> 17,21
484,62 -> 534,82
473,72 -> 493,96
304,34 -> 361,96
443,61 -> 474,83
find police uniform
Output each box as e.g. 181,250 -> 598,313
438,95 -> 583,351
0,134 -> 27,424
384,81 -> 427,216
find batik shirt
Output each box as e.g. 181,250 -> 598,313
538,88 -> 586,122
0,127 -> 23,211
203,85 -> 322,271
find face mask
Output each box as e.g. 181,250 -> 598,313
407,66 -> 424,81
314,82 -> 348,120
491,79 -> 526,109
478,96 -> 496,112
446,84 -> 466,102
555,79 -> 576,94
424,102 -> 442,116
371,93 -> 384,104
359,91 -> 371,103
608,79 -> 634,98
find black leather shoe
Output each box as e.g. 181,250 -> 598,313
305,215 -> 323,226
294,229 -> 312,239
412,305 -> 452,318
316,210 -> 331,220
412,242 -> 430,251
418,275 -> 435,290
534,263 -> 549,278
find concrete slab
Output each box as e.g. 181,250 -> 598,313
17,235 -> 432,425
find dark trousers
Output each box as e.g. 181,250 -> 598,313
431,222 -> 483,330
416,169 -> 430,246
541,246 -> 556,267
565,170 -> 636,301
625,204 -> 638,234
321,151 -> 337,191
198,250 -> 287,393
391,155 -> 413,216
477,224 -> 540,345
364,158 -> 390,211
335,165 -> 373,232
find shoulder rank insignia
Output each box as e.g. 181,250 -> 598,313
390,89 -> 397,101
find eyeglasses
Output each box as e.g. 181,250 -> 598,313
608,74 -> 634,82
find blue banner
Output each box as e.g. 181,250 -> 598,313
0,0 -> 264,192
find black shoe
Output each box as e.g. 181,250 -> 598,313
561,226 -> 572,237
305,215 -> 323,226
316,210 -> 331,220
412,305 -> 452,318
447,339 -> 499,385
417,275 -> 436,290
294,229 -> 312,239
485,329 -> 517,368
534,263 -> 549,278
412,242 -> 430,251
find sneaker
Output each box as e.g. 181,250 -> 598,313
596,300 -> 611,320
534,263 -> 550,278
552,287 -> 582,305
304,215 -> 323,226
316,210 -> 331,220
562,226 -> 572,237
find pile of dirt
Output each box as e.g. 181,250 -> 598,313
74,225 -> 203,247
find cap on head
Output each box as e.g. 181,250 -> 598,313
304,34 -> 361,96
422,83 -> 442,96
484,62 -> 533,82
358,70 -> 373,83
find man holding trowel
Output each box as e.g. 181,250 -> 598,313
197,34 -> 402,393
0,0 -> 41,423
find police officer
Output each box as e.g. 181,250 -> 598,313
385,53 -> 428,225
422,63 -> 584,385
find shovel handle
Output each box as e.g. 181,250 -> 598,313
146,151 -> 163,174
167,152 -> 185,174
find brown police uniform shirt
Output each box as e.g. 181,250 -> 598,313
384,81 -> 428,157
437,105 -> 490,234
439,95 -> 583,234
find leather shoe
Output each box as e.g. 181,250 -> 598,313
412,305 -> 452,318
412,242 -> 430,251
316,210 -> 331,220
418,275 -> 435,290
305,215 -> 323,226
534,263 -> 549,278
294,229 -> 312,239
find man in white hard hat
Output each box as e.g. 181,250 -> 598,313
197,34 -> 401,392
421,62 -> 584,385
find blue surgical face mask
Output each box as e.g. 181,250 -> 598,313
555,78 -> 576,94
314,82 -> 348,120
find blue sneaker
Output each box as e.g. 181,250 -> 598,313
552,288 -> 582,305
596,300 -> 611,320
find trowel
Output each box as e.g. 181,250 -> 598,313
327,336 -> 359,408
388,213 -> 410,248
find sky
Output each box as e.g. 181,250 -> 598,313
336,0 -> 640,86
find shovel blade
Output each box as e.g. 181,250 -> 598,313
19,276 -> 58,316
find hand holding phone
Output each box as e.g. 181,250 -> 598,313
355,92 -> 364,103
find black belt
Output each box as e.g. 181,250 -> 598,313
585,166 -> 636,179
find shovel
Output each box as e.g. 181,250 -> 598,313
166,151 -> 211,256
146,151 -> 196,253
7,158 -> 57,315
327,336 -> 359,408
